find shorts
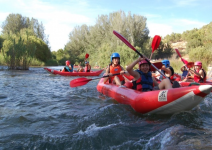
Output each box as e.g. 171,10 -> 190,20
112,80 -> 125,85
153,86 -> 160,90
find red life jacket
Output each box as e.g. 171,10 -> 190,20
109,64 -> 124,82
193,69 -> 206,83
84,65 -> 91,72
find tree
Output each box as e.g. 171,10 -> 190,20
65,10 -> 150,67
154,41 -> 173,59
1,13 -> 49,45
0,35 -> 4,51
2,31 -> 36,70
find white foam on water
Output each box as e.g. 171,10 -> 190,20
74,123 -> 117,137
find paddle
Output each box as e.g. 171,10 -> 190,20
113,30 -> 168,79
70,73 -> 120,87
150,62 -> 163,71
187,62 -> 194,69
85,53 -> 89,59
175,49 -> 189,70
150,35 -> 161,60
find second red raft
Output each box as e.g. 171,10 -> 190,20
44,68 -> 104,76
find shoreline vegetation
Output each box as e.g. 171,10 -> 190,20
0,12 -> 211,73
1,53 -> 212,79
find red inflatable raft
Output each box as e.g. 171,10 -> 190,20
179,81 -> 212,92
44,68 -> 104,76
97,78 -> 212,114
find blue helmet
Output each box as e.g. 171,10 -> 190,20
162,59 -> 170,68
110,52 -> 120,62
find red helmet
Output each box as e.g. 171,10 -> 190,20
66,60 -> 70,66
194,61 -> 202,68
138,59 -> 149,65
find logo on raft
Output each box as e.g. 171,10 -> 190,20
158,90 -> 168,102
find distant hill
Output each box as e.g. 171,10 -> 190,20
171,41 -> 187,51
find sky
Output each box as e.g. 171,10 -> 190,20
0,0 -> 211,51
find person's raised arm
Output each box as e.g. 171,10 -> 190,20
161,65 -> 171,77
126,57 -> 143,80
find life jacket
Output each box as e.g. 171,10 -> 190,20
65,64 -> 73,72
193,69 -> 206,83
159,66 -> 174,80
109,64 -> 124,83
132,70 -> 153,92
84,65 -> 91,72
182,70 -> 188,78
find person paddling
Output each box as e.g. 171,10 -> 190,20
84,61 -> 91,72
104,52 -> 129,87
61,60 -> 73,72
126,57 -> 179,91
181,65 -> 188,79
159,59 -> 174,81
77,62 -> 84,72
183,61 -> 206,83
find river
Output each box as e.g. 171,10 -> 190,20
0,66 -> 212,150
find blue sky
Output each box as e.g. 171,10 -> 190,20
0,0 -> 211,51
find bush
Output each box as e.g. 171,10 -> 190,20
189,46 -> 212,71
0,53 -> 5,65
30,58 -> 45,66
45,59 -> 58,66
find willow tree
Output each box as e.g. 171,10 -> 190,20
2,31 -> 36,70
1,13 -> 49,46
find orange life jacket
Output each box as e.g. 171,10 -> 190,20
109,64 -> 124,83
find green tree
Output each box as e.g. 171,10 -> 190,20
1,13 -> 49,45
154,41 -> 173,59
0,35 -> 4,51
189,46 -> 212,70
2,32 -> 36,70
65,10 -> 150,68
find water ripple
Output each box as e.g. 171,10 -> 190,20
1,67 -> 212,149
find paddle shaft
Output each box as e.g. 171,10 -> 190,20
175,49 -> 189,70
113,30 -> 168,79
149,53 -> 153,60
70,72 -> 122,87
92,73 -> 121,81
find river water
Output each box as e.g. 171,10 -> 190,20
1,66 -> 212,150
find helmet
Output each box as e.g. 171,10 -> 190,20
138,59 -> 149,65
194,61 -> 202,68
110,52 -> 120,62
162,59 -> 170,68
66,60 -> 70,66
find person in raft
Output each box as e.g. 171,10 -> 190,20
84,61 -> 91,72
181,64 -> 189,79
61,60 -> 73,72
77,62 -> 84,72
104,52 -> 130,87
183,61 -> 206,83
159,59 -> 174,81
126,57 -> 180,91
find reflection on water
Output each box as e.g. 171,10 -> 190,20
0,66 -> 212,149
